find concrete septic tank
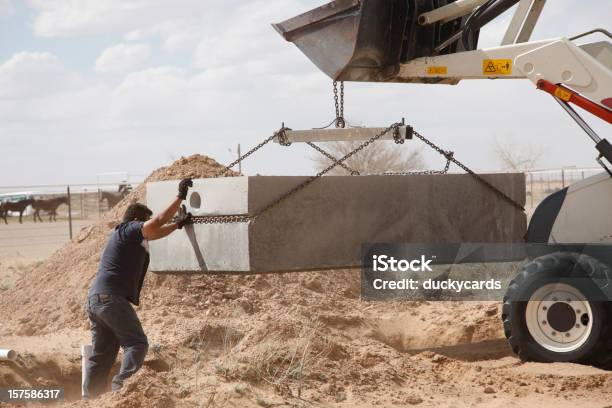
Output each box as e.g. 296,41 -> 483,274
147,174 -> 526,273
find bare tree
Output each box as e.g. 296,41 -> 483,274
493,138 -> 543,171
310,140 -> 425,175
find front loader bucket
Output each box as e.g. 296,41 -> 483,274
273,0 -> 475,82
273,0 -> 389,81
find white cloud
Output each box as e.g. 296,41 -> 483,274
192,1 -> 308,70
0,52 -> 80,99
109,67 -> 197,126
27,0 -> 151,37
26,0 -> 244,37
124,19 -> 203,52
3,0 -> 611,186
0,0 -> 14,17
94,43 -> 151,73
25,0 -> 311,61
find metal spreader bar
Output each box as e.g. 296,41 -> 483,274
273,125 -> 412,144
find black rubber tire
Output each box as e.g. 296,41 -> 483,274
502,252 -> 612,364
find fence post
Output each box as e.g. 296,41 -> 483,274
561,169 -> 565,188
67,186 -> 73,240
529,173 -> 534,208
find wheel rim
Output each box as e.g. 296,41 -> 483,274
525,283 -> 593,353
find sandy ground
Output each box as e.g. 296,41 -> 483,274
0,219 -> 91,263
2,299 -> 612,408
1,155 -> 612,408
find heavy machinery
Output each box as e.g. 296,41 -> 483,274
273,0 -> 612,364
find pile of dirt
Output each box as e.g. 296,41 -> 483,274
2,153 -> 612,407
0,154 -> 238,336
97,367 -> 178,408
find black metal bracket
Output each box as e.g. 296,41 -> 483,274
596,139 -> 612,163
393,118 -> 413,144
597,156 -> 612,178
595,139 -> 612,178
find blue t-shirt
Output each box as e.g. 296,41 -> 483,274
88,221 -> 150,305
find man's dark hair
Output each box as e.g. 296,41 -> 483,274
122,203 -> 153,223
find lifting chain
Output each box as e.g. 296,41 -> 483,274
188,120 -> 525,224
333,81 -> 345,128
383,157 -> 452,176
377,130 -> 524,210
190,123 -> 401,224
411,130 -> 524,211
189,127 -> 288,224
306,141 -> 359,175
212,128 -> 288,179
251,123 -> 401,220
190,214 -> 251,224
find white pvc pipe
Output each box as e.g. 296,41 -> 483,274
81,344 -> 92,398
0,349 -> 17,361
418,0 -> 489,25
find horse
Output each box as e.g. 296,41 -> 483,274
99,184 -> 132,210
32,196 -> 68,222
0,198 -> 34,224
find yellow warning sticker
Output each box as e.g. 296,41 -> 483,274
482,59 -> 512,75
426,66 -> 447,75
554,87 -> 572,101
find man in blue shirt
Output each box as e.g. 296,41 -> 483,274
84,178 -> 193,398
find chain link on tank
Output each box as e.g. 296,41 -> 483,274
188,123 -> 400,224
186,119 -> 525,224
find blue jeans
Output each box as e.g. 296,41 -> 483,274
83,294 -> 148,398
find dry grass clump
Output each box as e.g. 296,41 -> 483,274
214,317 -> 330,397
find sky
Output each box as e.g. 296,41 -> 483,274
0,0 -> 610,187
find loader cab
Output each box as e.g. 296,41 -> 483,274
524,172 -> 612,267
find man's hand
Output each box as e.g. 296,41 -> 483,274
174,205 -> 192,229
143,182 -> 192,240
177,178 -> 193,200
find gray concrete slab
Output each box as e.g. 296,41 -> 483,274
149,222 -> 250,272
147,174 -> 526,273
148,178 -> 248,216
248,174 -> 526,272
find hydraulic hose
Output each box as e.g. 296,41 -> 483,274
461,0 -> 521,49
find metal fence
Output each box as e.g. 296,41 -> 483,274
0,182 -> 143,240
0,167 -> 605,241
523,167 -> 602,213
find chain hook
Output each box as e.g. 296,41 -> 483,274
275,123 -> 292,146
392,126 -> 404,144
